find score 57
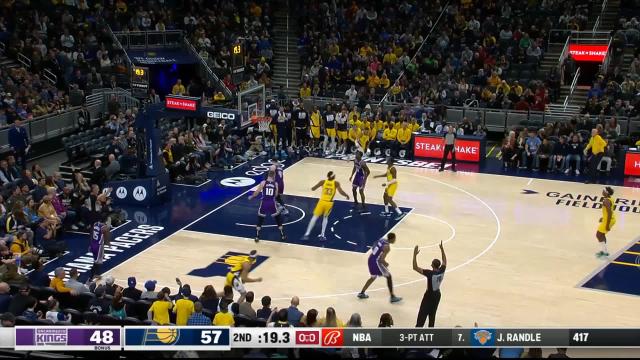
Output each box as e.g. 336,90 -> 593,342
201,330 -> 223,344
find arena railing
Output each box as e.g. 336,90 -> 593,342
563,67 -> 581,111
378,2 -> 450,106
601,36 -> 614,74
0,88 -> 138,155
299,96 -> 639,137
592,0 -> 609,34
183,36 -> 233,100
558,35 -> 572,85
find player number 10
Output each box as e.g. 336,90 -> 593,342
201,330 -> 222,344
89,330 -> 114,344
573,332 -> 589,342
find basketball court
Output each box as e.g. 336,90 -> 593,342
94,157 -> 640,329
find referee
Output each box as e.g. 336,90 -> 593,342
439,125 -> 457,172
413,241 -> 447,328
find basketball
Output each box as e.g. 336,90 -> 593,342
155,328 -> 178,344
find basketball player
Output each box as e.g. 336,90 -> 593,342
302,171 -> 350,241
248,170 -> 286,243
267,99 -> 279,139
225,250 -> 262,295
596,186 -> 616,258
374,157 -> 404,219
310,106 -> 322,151
269,157 -> 288,215
349,150 -> 370,211
323,104 -> 336,154
88,221 -> 111,282
336,107 -> 349,155
356,232 -> 402,303
292,101 -> 308,149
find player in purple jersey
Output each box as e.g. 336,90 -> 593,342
88,221 -> 111,282
356,232 -> 402,303
249,169 -> 286,243
269,157 -> 289,215
349,151 -> 370,211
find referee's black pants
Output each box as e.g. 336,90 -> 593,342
439,144 -> 456,170
587,152 -> 604,183
416,290 -> 441,328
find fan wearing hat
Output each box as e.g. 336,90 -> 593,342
595,187 -> 617,258
140,280 -> 158,300
122,276 -> 142,300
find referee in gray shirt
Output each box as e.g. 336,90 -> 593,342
439,125 -> 457,172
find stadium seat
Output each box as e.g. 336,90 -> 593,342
133,300 -> 152,320
123,317 -> 143,326
202,309 -> 214,320
97,315 -> 122,326
30,286 -> 56,300
15,316 -> 34,326
63,308 -> 84,324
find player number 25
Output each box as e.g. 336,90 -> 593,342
89,330 -> 114,344
201,330 -> 222,344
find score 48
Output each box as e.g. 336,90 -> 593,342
89,330 -> 115,344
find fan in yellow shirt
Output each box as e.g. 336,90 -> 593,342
397,121 -> 412,147
379,74 -> 391,89
171,79 -> 186,95
367,73 -> 380,88
173,297 -> 195,325
383,51 -> 397,65
300,84 -> 312,98
358,127 -> 370,152
148,293 -> 173,325
410,118 -> 421,132
348,125 -> 361,151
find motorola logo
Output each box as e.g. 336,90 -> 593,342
220,177 -> 256,187
133,186 -> 147,201
116,187 -> 127,199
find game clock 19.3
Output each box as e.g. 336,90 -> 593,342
258,331 -> 290,344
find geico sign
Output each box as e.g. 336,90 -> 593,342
414,136 -> 482,162
207,111 -> 236,120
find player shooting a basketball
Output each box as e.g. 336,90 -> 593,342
303,171 -> 350,241
349,150 -> 370,212
225,250 -> 262,295
596,186 -> 616,258
374,157 -> 404,220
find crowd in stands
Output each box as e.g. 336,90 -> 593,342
0,272 -> 574,358
501,115 -> 621,183
294,0 -> 591,109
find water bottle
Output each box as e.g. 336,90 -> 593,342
15,254 -> 21,269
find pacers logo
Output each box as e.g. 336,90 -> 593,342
133,186 -> 147,201
143,328 -> 180,345
321,328 -> 344,347
296,330 -> 320,345
471,329 -> 494,346
115,187 -> 127,199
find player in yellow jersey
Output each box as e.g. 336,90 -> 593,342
225,250 -> 262,295
374,157 -> 404,219
358,127 -> 370,154
596,187 -> 616,258
303,171 -> 350,241
310,106 -> 322,150
348,125 -> 360,154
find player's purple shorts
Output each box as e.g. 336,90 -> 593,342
368,256 -> 389,277
352,174 -> 365,188
259,200 -> 279,217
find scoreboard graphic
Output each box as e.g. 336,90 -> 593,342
7,327 -> 640,351
124,327 -> 230,351
15,327 -> 121,351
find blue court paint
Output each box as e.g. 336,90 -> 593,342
582,240 -> 640,296
186,193 -> 411,253
188,251 -> 269,278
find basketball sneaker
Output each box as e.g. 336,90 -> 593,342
301,234 -> 309,241
281,206 -> 290,216
254,237 -> 259,243
318,235 -> 327,241
379,211 -> 392,217
595,251 -> 609,258
357,292 -> 369,299
394,212 -> 405,220
390,295 -> 402,303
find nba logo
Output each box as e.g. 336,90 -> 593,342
296,330 -> 320,345
470,329 -> 495,346
321,328 -> 344,347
